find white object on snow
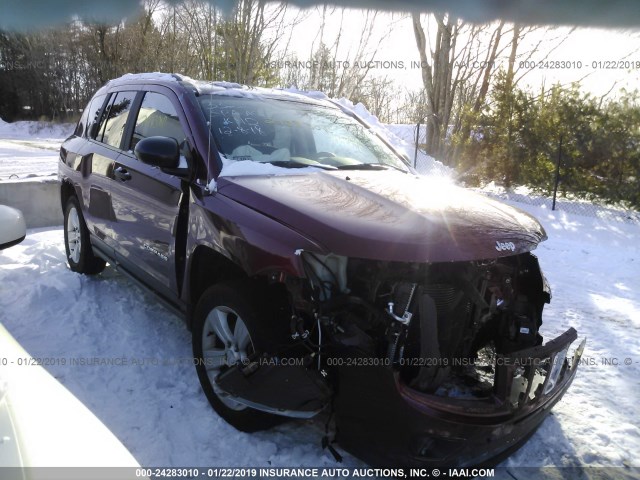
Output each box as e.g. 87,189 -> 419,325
0,323 -> 141,467
0,205 -> 26,250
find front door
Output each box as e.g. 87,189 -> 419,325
109,90 -> 191,301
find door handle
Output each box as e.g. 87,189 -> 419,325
114,166 -> 132,182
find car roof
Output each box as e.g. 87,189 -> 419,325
104,73 -> 336,109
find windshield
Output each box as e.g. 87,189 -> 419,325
198,95 -> 409,172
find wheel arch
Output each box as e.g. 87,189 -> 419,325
60,179 -> 77,211
186,245 -> 247,328
185,244 -> 293,331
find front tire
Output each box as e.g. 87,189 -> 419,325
192,281 -> 284,432
63,196 -> 106,274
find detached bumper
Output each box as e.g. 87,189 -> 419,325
334,328 -> 584,468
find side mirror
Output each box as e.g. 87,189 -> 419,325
134,136 -> 180,169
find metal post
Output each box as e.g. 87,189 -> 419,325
552,135 -> 563,211
414,122 -> 420,169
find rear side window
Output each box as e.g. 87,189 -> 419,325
130,92 -> 186,151
98,91 -> 137,149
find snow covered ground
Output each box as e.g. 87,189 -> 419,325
0,119 -> 73,180
384,124 -> 426,146
1,116 -> 639,475
498,203 -> 640,470
0,200 -> 638,473
480,182 -> 640,226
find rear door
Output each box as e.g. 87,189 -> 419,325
64,92 -> 109,239
110,88 -> 191,301
76,91 -> 138,254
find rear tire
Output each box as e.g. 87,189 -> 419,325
192,281 -> 285,432
63,196 -> 106,275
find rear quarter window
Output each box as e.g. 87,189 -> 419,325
84,93 -> 108,139
74,106 -> 89,137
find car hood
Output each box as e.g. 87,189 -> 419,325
216,170 -> 547,263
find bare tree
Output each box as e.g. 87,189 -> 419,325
411,13 -> 562,160
412,13 -> 465,156
284,8 -> 400,101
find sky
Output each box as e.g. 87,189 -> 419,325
4,1 -> 640,99
282,8 -> 640,98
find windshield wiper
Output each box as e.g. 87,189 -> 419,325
268,160 -> 337,170
336,163 -> 406,172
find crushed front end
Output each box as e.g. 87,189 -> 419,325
285,250 -> 584,467
333,328 -> 583,468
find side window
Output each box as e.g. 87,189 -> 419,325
84,93 -> 108,139
100,91 -> 137,149
130,92 -> 187,151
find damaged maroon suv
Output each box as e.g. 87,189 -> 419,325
59,73 -> 584,468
